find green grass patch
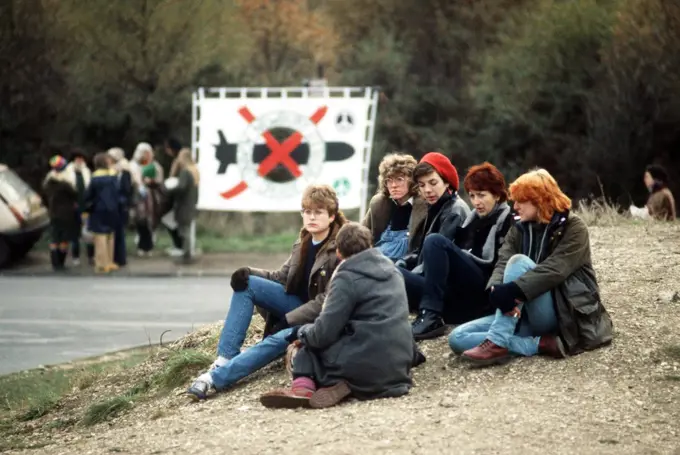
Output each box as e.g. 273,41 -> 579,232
0,348 -> 150,423
82,394 -> 135,427
39,228 -> 298,254
153,349 -> 212,392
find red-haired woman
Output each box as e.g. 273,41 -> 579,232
451,169 -> 613,366
411,162 -> 514,339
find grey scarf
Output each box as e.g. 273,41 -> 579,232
460,202 -> 511,265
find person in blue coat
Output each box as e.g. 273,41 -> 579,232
84,153 -> 121,273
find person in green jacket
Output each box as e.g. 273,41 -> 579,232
451,168 -> 613,366
166,148 -> 199,262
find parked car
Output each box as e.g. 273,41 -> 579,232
0,164 -> 50,268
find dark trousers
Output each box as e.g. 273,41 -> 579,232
136,221 -> 154,252
113,211 -> 128,266
399,234 -> 492,324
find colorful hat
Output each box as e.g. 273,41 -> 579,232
49,155 -> 68,171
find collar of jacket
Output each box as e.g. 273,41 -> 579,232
516,210 -> 570,262
92,169 -> 116,177
459,202 -> 512,265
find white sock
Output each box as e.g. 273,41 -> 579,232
213,356 -> 229,369
197,372 -> 213,387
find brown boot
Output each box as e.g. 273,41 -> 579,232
538,335 -> 567,359
310,381 -> 351,409
260,387 -> 313,409
462,340 -> 512,367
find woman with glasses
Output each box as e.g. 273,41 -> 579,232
187,184 -> 347,399
362,153 -> 427,261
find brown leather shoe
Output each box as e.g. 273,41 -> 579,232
538,335 -> 567,359
260,387 -> 313,409
462,339 -> 512,366
310,381 -> 351,409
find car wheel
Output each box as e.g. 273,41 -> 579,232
0,237 -> 10,269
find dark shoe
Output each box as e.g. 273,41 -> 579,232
260,387 -> 313,409
186,379 -> 211,401
50,250 -> 64,270
538,335 -> 567,359
462,339 -> 512,367
412,345 -> 427,368
310,381 -> 351,409
412,310 -> 447,340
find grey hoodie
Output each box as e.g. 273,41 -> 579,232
297,248 -> 414,399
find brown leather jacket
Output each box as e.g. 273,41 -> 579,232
249,221 -> 343,326
647,188 -> 676,221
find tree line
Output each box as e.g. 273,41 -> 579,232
1,0 -> 678,206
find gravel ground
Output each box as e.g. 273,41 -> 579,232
7,221 -> 680,455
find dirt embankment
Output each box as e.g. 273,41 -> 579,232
6,221 -> 680,455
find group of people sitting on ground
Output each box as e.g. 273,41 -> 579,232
187,151 -> 620,410
41,139 -> 199,271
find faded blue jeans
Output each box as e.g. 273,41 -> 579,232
211,328 -> 293,390
217,275 -> 303,359
448,254 -> 558,356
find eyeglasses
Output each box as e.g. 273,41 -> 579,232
385,176 -> 407,186
301,209 -> 328,217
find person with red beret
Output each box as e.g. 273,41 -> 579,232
395,152 -> 470,332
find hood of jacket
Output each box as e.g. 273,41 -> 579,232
338,247 -> 395,282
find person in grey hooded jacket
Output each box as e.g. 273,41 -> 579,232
260,222 -> 414,409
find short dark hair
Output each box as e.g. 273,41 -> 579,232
70,147 -> 88,161
413,162 -> 437,182
336,222 -> 372,258
646,164 -> 669,185
93,152 -> 110,170
464,162 -> 508,202
165,138 -> 182,154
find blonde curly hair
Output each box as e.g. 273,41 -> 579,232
376,153 -> 419,198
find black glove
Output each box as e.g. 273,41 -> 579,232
285,326 -> 301,343
230,267 -> 250,292
488,282 -> 525,313
270,318 -> 290,335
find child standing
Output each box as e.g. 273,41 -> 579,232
42,155 -> 79,270
260,222 -> 415,409
84,153 -> 121,273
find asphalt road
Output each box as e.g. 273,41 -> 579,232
0,276 -> 232,375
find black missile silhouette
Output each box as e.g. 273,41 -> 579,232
214,130 -> 356,175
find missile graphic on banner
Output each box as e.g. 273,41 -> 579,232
214,130 -> 356,175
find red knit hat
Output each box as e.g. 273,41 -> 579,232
420,152 -> 459,191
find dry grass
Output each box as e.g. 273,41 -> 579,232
4,220 -> 680,454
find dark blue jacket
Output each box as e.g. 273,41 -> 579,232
84,170 -> 120,234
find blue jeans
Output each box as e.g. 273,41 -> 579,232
449,255 -> 558,356
217,276 -> 303,359
211,328 -> 293,390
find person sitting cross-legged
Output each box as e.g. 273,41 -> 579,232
450,169 -> 614,366
259,222 -> 415,409
186,184 -> 347,399
411,162 -> 514,340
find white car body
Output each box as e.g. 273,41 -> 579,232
0,164 -> 50,267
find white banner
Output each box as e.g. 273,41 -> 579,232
193,87 -> 378,213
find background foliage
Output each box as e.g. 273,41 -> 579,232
1,0 -> 678,206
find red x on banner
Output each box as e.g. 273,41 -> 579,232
220,106 -> 328,200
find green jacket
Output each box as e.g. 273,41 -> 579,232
172,169 -> 198,227
489,212 -> 613,354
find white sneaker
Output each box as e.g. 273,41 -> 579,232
72,259 -> 81,266
187,373 -> 214,400
168,248 -> 184,258
137,250 -> 146,257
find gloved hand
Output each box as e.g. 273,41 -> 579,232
230,267 -> 250,292
285,326 -> 301,343
270,318 -> 290,335
488,282 -> 525,313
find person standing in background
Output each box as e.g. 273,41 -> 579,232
162,137 -> 184,255
42,155 -> 78,271
66,149 -> 93,265
107,147 -> 134,267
